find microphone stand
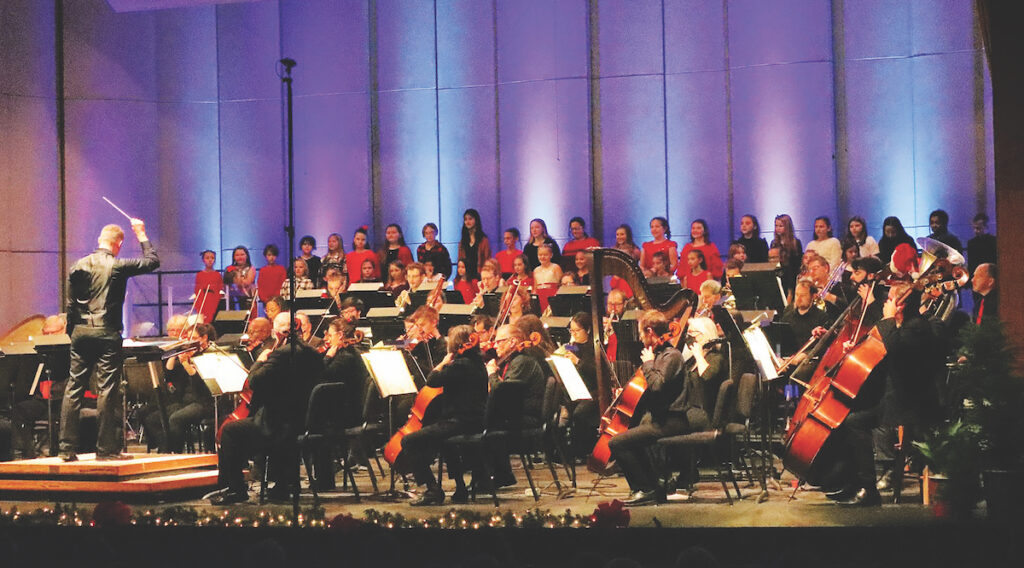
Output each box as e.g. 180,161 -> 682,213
280,56 -> 299,519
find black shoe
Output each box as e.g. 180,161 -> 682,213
265,487 -> 293,503
876,471 -> 894,491
410,489 -> 445,506
837,487 -> 882,507
495,473 -> 517,488
59,452 -> 78,463
96,453 -> 134,461
825,486 -> 856,501
624,489 -> 660,507
209,488 -> 249,505
451,488 -> 470,504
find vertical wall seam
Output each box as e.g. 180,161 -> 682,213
55,0 -> 68,306
433,0 -> 442,234
214,6 -> 225,264
722,0 -> 735,240
660,0 -> 670,227
587,0 -> 603,242
908,1 -> 918,229
368,0 -> 382,245
492,0 -> 501,229
972,1 -> 988,216
831,0 -> 849,226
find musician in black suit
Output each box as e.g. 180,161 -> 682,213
208,312 -> 323,505
60,219 -> 159,462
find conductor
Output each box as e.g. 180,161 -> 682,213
60,219 -> 159,461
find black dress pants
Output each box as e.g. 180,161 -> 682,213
400,419 -> 476,487
608,412 -> 696,492
60,330 -> 123,456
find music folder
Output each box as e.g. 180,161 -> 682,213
546,354 -> 592,402
741,324 -> 783,381
191,351 -> 249,395
361,348 -> 418,398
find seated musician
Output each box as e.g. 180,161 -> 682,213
280,258 -> 314,300
608,310 -> 719,506
325,274 -> 348,314
400,324 -> 488,505
724,259 -> 743,282
484,322 -> 550,488
696,279 -> 722,317
471,314 -> 497,362
806,255 -> 847,320
10,315 -> 76,459
780,281 -> 830,351
604,288 -> 629,360
241,316 -> 274,367
561,312 -> 608,456
312,318 -> 371,490
264,296 -> 286,322
337,297 -> 363,325
472,260 -> 504,308
208,312 -> 323,505
503,284 -> 532,326
823,282 -> 940,507
294,312 -> 323,350
141,323 -> 217,453
841,256 -> 886,334
405,306 -> 447,380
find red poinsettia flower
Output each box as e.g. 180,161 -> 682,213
588,499 -> 630,528
92,501 -> 133,527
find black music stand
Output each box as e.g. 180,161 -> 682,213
292,288 -> 327,311
541,316 -> 572,345
213,310 -> 249,337
731,266 -> 787,312
28,336 -> 71,457
361,348 -> 418,500
366,307 -> 405,344
438,304 -> 476,335
548,285 -> 590,317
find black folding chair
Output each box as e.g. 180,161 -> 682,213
295,382 -> 360,507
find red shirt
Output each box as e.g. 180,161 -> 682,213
346,249 -> 379,282
641,239 -> 677,270
681,269 -> 711,294
678,242 -> 724,280
194,270 -> 223,323
257,264 -> 287,303
494,249 -> 521,276
453,278 -> 479,305
562,237 -> 601,256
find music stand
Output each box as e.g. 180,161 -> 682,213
740,322 -> 787,500
730,267 -> 787,312
547,285 -> 590,317
438,304 -> 476,335
297,308 -> 335,339
292,288 -> 327,311
31,336 -> 71,456
541,316 -> 572,345
366,307 -> 405,344
213,310 -> 249,337
481,292 -> 503,317
546,354 -> 592,402
361,348 -> 418,498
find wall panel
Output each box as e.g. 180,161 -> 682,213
377,89 -> 440,239
496,0 -> 587,83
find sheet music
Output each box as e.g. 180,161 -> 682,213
28,362 -> 45,396
361,349 -> 418,398
191,352 -> 249,395
742,325 -> 781,381
547,354 -> 592,402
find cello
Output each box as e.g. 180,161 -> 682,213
588,321 -> 682,474
382,332 -> 481,465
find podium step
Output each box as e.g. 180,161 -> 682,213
0,453 -> 217,478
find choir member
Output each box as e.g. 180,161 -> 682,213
523,218 -> 561,270
510,253 -> 533,289
805,216 -> 842,270
877,216 -> 916,265
649,251 -> 673,278
320,233 -> 347,284
347,226 -> 379,282
562,216 -> 601,257
678,219 -> 723,280
640,216 -> 678,274
562,250 -> 591,286
734,214 -> 769,263
225,245 -> 256,310
378,223 -> 415,277
927,209 -> 963,252
532,244 -> 563,289
257,244 -> 287,306
194,249 -> 223,325
298,235 -> 322,282
681,249 -> 712,294
360,259 -> 378,283
845,216 -> 879,259
770,214 -> 803,296
417,222 -> 453,279
614,223 -> 642,261
495,227 -> 522,279
383,260 -> 410,296
280,258 -> 314,300
458,209 -> 491,281
451,259 -> 478,305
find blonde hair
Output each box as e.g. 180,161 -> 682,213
98,224 -> 125,246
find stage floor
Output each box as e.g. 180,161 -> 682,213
0,452 -> 951,528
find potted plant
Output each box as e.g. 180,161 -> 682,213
913,420 -> 982,517
949,320 -> 1024,518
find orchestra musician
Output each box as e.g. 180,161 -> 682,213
604,288 -> 629,360
822,282 -> 941,507
264,296 -> 285,322
560,312 -> 607,457
404,306 -> 446,381
806,255 -> 847,320
608,311 -> 722,506
208,312 -> 323,505
294,312 -> 323,350
458,209 -> 491,281
242,317 -> 274,365
472,260 -> 503,309
61,218 -> 159,462
140,322 -> 216,453
9,315 -> 76,459
972,263 -> 998,324
400,324 -> 487,506
312,318 -> 371,490
780,280 -> 830,349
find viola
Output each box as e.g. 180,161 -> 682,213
383,333 -> 480,466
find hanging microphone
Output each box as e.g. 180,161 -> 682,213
280,58 -> 297,70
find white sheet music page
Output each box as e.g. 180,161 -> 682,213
547,354 -> 592,402
191,352 -> 249,394
361,349 -> 418,397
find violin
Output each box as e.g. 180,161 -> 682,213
383,333 -> 480,466
589,321 -> 681,474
